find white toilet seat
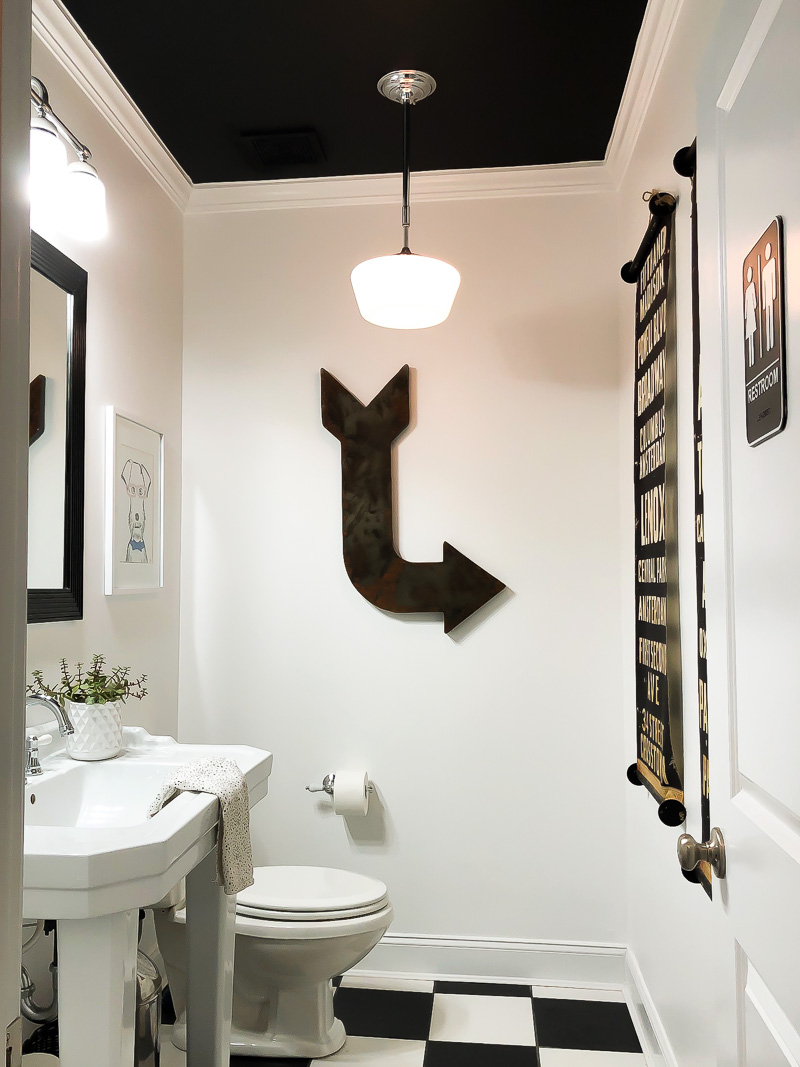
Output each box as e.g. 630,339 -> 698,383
233,901 -> 394,940
235,866 -> 389,923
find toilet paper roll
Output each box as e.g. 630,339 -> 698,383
332,770 -> 370,816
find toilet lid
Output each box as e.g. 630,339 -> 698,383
236,866 -> 389,922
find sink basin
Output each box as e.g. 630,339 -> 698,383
26,760 -> 189,828
23,725 -> 272,919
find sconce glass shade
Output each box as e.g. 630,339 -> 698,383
351,251 -> 461,330
59,161 -> 108,241
29,115 -> 66,224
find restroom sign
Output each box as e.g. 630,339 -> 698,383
742,218 -> 786,446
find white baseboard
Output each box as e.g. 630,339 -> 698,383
624,950 -> 675,1067
354,932 -> 627,989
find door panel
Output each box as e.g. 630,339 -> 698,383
740,951 -> 800,1067
697,0 -> 800,1063
722,1 -> 800,821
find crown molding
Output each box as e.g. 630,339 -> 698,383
32,0 -> 681,215
604,0 -> 686,188
186,162 -> 613,216
32,0 -> 192,211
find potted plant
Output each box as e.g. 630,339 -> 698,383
28,655 -> 147,761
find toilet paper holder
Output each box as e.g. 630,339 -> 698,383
305,773 -> 374,796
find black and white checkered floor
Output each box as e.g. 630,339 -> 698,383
162,976 -> 645,1066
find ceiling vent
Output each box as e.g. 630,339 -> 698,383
242,129 -> 325,171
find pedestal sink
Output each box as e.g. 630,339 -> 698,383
23,726 -> 273,1067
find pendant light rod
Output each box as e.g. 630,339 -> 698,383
402,99 -> 411,251
377,71 -> 436,254
31,76 -> 92,162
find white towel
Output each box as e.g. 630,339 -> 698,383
148,756 -> 255,895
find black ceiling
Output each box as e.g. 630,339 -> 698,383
60,1 -> 648,185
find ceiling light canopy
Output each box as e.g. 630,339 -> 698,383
30,77 -> 108,241
351,71 -> 460,330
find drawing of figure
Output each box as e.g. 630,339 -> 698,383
121,459 -> 151,563
743,265 -> 759,366
761,242 -> 777,352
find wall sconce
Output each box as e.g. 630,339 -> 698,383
351,71 -> 460,330
30,77 -> 108,241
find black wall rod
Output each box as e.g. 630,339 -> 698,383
620,191 -> 677,284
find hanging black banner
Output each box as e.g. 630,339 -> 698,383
675,143 -> 712,895
623,192 -> 685,826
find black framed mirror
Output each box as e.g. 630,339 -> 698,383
28,232 -> 86,623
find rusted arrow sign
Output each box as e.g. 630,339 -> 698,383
321,364 -> 505,633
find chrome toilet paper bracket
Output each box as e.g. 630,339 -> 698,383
305,774 -> 375,796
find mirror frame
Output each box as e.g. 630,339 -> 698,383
28,232 -> 87,623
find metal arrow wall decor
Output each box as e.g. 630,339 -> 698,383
321,364 -> 505,633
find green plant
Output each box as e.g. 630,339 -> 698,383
28,655 -> 148,706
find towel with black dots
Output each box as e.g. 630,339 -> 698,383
148,756 -> 254,895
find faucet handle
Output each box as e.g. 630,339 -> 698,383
25,733 -> 52,778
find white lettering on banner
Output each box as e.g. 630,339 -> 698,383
638,228 -> 667,294
638,637 -> 667,673
639,262 -> 666,321
637,349 -> 666,410
637,556 -> 667,583
640,484 -> 665,546
637,304 -> 667,370
639,437 -> 666,477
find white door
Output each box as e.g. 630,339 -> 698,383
698,0 -> 800,1063
0,1 -> 32,1063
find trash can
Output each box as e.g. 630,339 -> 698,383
135,950 -> 162,1067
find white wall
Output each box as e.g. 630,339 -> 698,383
25,35 -> 184,738
181,190 -> 628,948
618,1 -> 725,1063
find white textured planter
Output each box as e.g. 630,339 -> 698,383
65,698 -> 124,761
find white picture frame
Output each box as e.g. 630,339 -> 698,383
105,408 -> 164,595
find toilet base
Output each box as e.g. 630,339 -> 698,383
170,979 -> 347,1059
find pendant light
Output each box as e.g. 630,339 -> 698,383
351,71 -> 460,330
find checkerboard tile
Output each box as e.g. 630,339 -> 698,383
162,977 -> 644,1066
341,974 -> 435,994
530,985 -> 627,1003
310,1036 -> 426,1066
429,993 -> 537,1045
538,1053 -> 646,1066
333,986 -> 434,1041
532,998 -> 641,1053
425,1042 -> 540,1065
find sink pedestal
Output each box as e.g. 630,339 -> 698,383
185,849 -> 236,1067
23,728 -> 273,1067
57,850 -> 235,1067
58,910 -> 138,1066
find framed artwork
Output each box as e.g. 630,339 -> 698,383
105,408 -> 164,595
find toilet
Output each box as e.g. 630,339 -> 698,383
155,865 -> 393,1059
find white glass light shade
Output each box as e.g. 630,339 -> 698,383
59,161 -> 108,241
29,116 -> 67,227
351,251 -> 461,329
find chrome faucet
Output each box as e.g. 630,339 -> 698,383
25,694 -> 74,737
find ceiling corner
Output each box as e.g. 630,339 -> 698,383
32,0 -> 192,212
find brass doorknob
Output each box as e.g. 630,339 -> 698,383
677,827 -> 726,879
